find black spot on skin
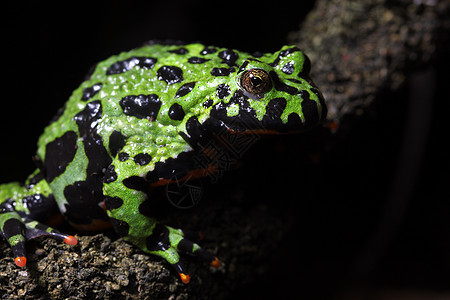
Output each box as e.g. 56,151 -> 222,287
238,60 -> 249,73
178,116 -> 213,151
108,131 -> 126,157
119,94 -> 162,120
269,71 -> 298,95
203,99 -> 213,108
11,243 -> 26,259
62,101 -> 113,225
81,83 -> 103,102
45,131 -> 78,182
265,98 -> 287,119
23,193 -> 58,222
313,88 -> 327,120
185,116 -> 205,146
109,217 -> 130,237
281,62 -> 295,75
74,101 -> 112,176
168,103 -> 185,121
137,198 -> 152,218
123,176 -> 148,192
2,219 -> 24,239
146,151 -> 195,183
216,84 -> 230,99
218,49 -> 239,66
261,98 -> 287,130
300,90 -> 319,127
175,82 -> 195,98
106,57 -> 157,75
104,196 -> 124,211
26,171 -> 44,188
118,152 -> 130,162
178,238 -> 194,253
157,66 -> 183,85
280,47 -> 300,57
207,90 -> 259,133
0,199 -> 14,213
269,47 -> 300,67
74,101 -> 102,135
287,78 -> 302,84
298,54 -> 311,78
103,165 -> 118,183
63,178 -> 109,224
168,47 -> 188,54
200,47 -> 217,55
188,57 -> 210,64
134,153 -> 152,166
211,67 -> 234,77
145,223 -> 170,252
286,113 -> 303,129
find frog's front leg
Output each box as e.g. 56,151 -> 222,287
103,156 -> 220,284
0,181 -> 77,267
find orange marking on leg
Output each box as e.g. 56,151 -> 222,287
14,256 -> 27,267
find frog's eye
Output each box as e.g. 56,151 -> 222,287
240,69 -> 272,97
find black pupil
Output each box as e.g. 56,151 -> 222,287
251,76 -> 263,87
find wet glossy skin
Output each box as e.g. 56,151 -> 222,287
0,42 -> 326,283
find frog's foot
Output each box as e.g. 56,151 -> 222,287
146,225 -> 221,284
0,212 -> 77,267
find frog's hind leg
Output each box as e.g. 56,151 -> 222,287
103,165 -> 221,283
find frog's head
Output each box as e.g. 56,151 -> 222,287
207,46 -> 326,135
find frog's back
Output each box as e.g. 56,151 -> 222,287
37,43 -> 255,162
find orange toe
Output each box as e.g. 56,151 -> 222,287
210,256 -> 221,268
179,273 -> 190,284
63,235 -> 78,245
14,256 -> 27,267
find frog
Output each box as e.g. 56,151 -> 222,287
0,42 -> 326,284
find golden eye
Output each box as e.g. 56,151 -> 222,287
240,69 -> 272,96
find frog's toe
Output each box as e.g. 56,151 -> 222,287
170,258 -> 190,284
24,220 -> 78,246
177,235 -> 221,268
179,229 -> 221,267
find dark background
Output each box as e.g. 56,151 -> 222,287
2,1 -> 449,298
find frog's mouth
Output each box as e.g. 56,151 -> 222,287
206,100 -> 319,136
